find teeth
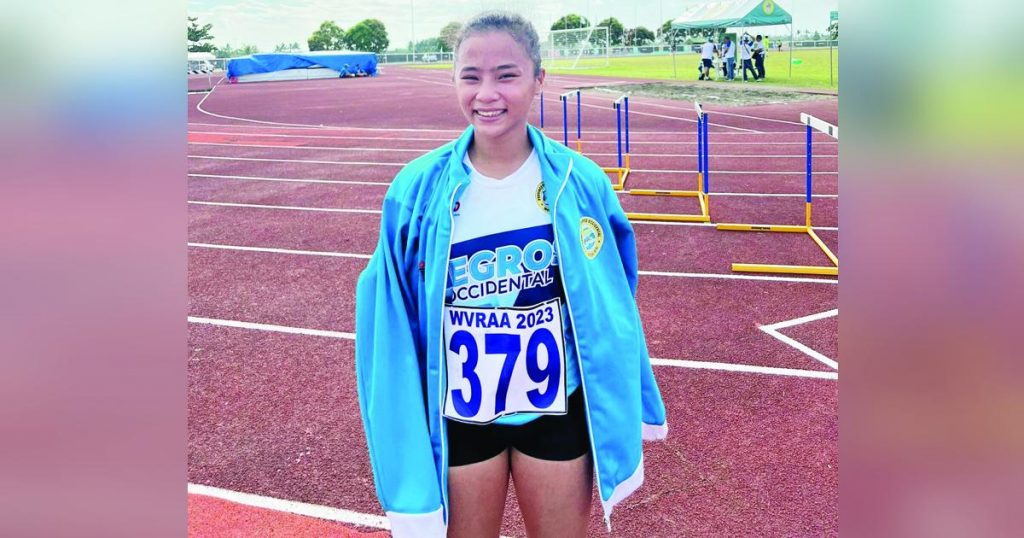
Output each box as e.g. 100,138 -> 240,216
477,110 -> 503,117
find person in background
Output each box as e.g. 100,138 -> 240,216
753,34 -> 766,81
721,36 -> 736,81
739,34 -> 756,82
699,36 -> 717,81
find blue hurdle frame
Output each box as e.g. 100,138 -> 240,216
625,101 -> 711,223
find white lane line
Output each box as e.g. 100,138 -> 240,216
188,154 -> 838,175
187,317 -> 357,339
186,175 -> 836,198
187,141 -> 836,159
187,242 -> 836,284
638,270 -> 836,284
188,483 -> 386,529
759,309 -> 839,370
187,121 -> 827,135
189,155 -> 405,166
540,95 -> 761,133
649,358 -> 837,379
632,169 -> 838,175
187,129 -> 838,146
188,201 -> 381,214
186,318 -> 836,379
189,242 -> 372,259
188,173 -> 390,186
186,198 -> 839,230
618,190 -> 838,199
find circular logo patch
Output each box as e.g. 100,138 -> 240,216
763,0 -> 775,15
535,183 -> 549,213
579,217 -> 604,260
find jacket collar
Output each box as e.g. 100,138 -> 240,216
444,124 -> 572,191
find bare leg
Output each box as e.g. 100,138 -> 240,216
510,450 -> 592,538
447,450 -> 510,538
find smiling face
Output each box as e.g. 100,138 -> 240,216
454,31 -> 544,144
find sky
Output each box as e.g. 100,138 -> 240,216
188,0 -> 838,52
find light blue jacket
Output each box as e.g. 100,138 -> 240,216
355,125 -> 667,536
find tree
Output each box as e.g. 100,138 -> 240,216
274,42 -> 302,53
828,21 -> 839,40
187,16 -> 216,53
346,19 -> 389,53
214,43 -> 259,58
657,20 -> 688,48
308,20 -> 346,51
595,17 -> 624,45
631,26 -> 655,46
812,30 -> 822,41
439,21 -> 461,52
414,37 -> 444,52
550,14 -> 589,31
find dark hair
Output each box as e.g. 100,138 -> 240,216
454,12 -> 542,77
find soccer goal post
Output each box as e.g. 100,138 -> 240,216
543,26 -> 610,70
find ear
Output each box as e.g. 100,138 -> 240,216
535,68 -> 546,93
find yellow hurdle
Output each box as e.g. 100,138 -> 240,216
716,114 -> 839,277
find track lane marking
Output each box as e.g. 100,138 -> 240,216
187,318 -> 837,378
187,242 -> 836,284
185,198 -> 839,230
759,309 -> 839,369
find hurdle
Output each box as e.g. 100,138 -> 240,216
715,113 -> 839,276
557,90 -> 632,191
601,94 -> 632,191
624,102 -> 711,222
559,90 -> 582,152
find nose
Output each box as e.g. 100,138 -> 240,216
476,77 -> 500,103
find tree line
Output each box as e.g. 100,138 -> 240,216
186,16 -> 392,57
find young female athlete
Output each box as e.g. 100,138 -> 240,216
355,12 -> 667,538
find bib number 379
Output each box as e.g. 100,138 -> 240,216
443,299 -> 567,424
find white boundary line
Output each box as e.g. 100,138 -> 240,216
188,483 -> 388,530
187,141 -> 836,159
188,173 -> 390,186
187,154 -> 838,175
188,242 -> 372,259
187,129 -> 838,145
186,198 -> 839,230
188,317 -> 357,339
187,242 -> 836,284
187,121 -> 830,136
187,317 -> 836,379
759,309 -> 839,369
187,173 -> 836,198
188,201 -> 381,214
649,358 -> 837,379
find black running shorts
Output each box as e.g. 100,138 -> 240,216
701,58 -> 713,68
446,389 -> 590,466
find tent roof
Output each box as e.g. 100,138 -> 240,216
671,0 -> 792,30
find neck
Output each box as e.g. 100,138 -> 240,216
468,124 -> 533,175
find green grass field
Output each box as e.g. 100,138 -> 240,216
411,47 -> 838,90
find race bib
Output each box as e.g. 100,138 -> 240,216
443,298 -> 567,424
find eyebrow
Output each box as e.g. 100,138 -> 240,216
458,64 -> 522,74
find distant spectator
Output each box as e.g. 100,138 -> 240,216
721,36 -> 736,81
739,34 -> 756,81
753,34 -> 766,80
777,41 -> 783,52
699,37 -> 717,81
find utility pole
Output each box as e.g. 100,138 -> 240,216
410,0 -> 416,58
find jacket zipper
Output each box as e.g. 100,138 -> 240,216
438,184 -> 461,523
549,159 -> 609,528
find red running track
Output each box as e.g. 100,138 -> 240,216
188,68 -> 838,536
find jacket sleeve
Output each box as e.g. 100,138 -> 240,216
601,178 -> 669,441
355,193 -> 447,536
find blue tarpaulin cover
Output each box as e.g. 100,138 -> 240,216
227,51 -> 377,79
